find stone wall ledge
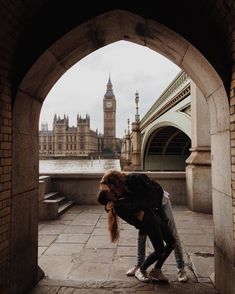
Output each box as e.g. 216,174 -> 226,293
39,171 -> 186,179
39,172 -> 186,205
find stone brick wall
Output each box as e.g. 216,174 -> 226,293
0,1 -> 33,291
230,19 -> 235,264
0,1 -> 14,290
0,91 -> 11,292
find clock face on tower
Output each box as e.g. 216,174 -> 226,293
106,101 -> 112,108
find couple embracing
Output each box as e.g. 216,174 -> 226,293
97,170 -> 187,283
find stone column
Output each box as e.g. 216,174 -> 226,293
125,133 -> 131,163
131,121 -> 141,170
186,81 -> 212,213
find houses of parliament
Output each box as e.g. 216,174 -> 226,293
39,77 -> 117,158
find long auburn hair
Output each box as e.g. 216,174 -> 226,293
97,189 -> 120,243
100,170 -> 128,196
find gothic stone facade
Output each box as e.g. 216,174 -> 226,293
39,114 -> 99,158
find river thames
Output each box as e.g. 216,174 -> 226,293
39,159 -> 121,173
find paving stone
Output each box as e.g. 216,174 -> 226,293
38,234 -> 57,246
55,233 -> 90,243
43,219 -> 72,225
68,262 -> 110,281
112,256 -> 136,265
100,212 -> 108,219
120,223 -> 133,230
95,219 -> 108,228
30,285 -> 60,293
57,287 -> 75,294
73,290 -> 110,294
86,235 -> 117,249
181,234 -> 213,246
109,263 -> 138,281
72,248 -> 115,263
118,236 -> 138,247
70,213 -> 101,226
189,254 -> 214,279
44,243 -> 84,255
38,246 -> 47,256
184,245 -> 214,254
38,223 -> 47,231
91,228 -> 110,236
39,224 -> 67,235
60,213 -> 79,221
39,255 -> 74,280
83,206 -> 104,213
68,206 -> 84,213
64,225 -> 94,234
116,246 -> 137,256
177,228 -> 204,235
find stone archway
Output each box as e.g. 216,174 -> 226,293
12,9 -> 232,293
143,126 -> 191,171
141,120 -> 191,169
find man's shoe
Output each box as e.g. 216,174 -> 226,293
134,268 -> 150,282
126,265 -> 139,276
149,268 -> 168,282
177,268 -> 188,283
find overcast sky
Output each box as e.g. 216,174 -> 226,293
39,40 -> 181,138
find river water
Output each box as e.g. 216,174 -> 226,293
39,159 -> 121,174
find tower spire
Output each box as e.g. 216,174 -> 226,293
104,74 -> 114,97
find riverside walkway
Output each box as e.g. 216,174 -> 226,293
31,205 -> 216,294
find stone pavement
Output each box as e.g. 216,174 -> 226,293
30,205 -> 216,293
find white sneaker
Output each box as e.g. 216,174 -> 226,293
126,265 -> 139,276
149,268 -> 168,282
177,268 -> 188,283
134,268 -> 150,282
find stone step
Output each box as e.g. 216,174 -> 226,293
44,192 -> 60,200
43,196 -> 66,204
58,201 -> 74,215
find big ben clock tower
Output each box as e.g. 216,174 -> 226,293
103,76 -> 116,153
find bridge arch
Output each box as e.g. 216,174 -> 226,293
11,8 -> 232,294
142,124 -> 191,171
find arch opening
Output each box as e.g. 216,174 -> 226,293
11,9 -> 232,293
144,126 -> 191,171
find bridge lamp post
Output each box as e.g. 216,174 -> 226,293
135,91 -> 140,122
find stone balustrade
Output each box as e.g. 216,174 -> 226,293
39,172 -> 186,205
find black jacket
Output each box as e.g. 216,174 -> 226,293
126,173 -> 163,209
113,194 -> 164,231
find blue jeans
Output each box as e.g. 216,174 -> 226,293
136,200 -> 185,269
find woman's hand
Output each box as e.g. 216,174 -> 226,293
106,201 -> 114,211
136,210 -> 144,221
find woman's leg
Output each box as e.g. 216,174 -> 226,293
139,210 -> 166,271
161,200 -> 185,269
126,229 -> 147,277
137,229 -> 147,266
152,214 -> 176,269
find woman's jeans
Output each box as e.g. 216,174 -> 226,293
136,200 -> 185,269
139,207 -> 175,271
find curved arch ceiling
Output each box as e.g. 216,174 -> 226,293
148,126 -> 191,156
